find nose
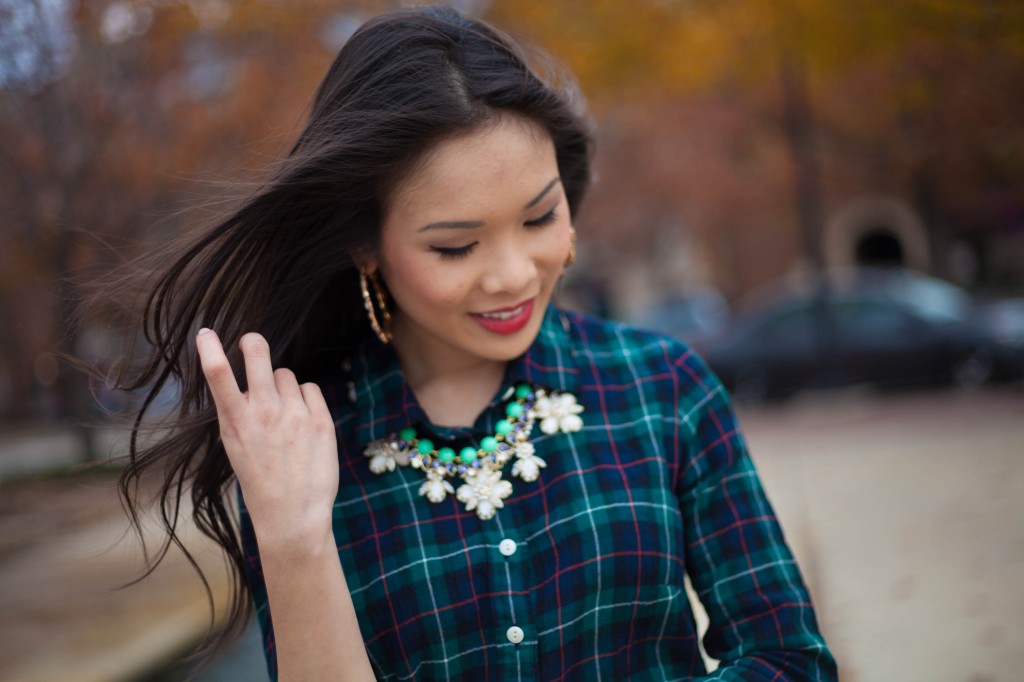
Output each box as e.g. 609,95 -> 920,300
480,241 -> 538,296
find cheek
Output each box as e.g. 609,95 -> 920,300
382,245 -> 472,311
538,224 -> 573,271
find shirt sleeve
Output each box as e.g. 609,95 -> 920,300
673,350 -> 838,681
237,487 -> 280,681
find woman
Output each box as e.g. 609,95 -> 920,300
119,6 -> 836,680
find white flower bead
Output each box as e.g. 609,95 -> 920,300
513,440 -> 535,458
457,469 -> 513,520
476,500 -> 497,520
365,439 -> 409,474
511,453 -> 546,482
538,416 -> 559,435
531,391 -> 584,435
419,472 -> 455,503
368,454 -> 392,474
558,413 -> 583,433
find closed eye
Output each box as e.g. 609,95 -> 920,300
430,243 -> 477,260
525,208 -> 558,228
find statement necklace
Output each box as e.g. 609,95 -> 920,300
364,383 -> 584,520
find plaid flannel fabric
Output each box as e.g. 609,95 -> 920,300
240,306 -> 836,681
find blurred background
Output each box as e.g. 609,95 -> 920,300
1,0 -> 1022,680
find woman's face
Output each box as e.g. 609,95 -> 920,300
374,116 -> 572,374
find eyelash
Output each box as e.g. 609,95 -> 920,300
429,209 -> 559,261
431,244 -> 477,261
525,208 -> 558,228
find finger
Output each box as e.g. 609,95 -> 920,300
300,382 -> 331,421
274,367 -> 305,408
196,328 -> 244,416
239,332 -> 278,402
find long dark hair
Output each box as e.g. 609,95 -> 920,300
111,4 -> 592,664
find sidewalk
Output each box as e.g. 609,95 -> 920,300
737,386 -> 1024,682
0,461 -> 230,682
0,425 -> 127,481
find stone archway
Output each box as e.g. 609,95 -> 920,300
824,196 -> 930,272
855,229 -> 905,267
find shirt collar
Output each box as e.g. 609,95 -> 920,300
349,304 -> 580,444
504,304 -> 581,394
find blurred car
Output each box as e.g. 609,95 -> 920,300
703,268 -> 1024,403
978,296 -> 1024,350
624,289 -> 729,357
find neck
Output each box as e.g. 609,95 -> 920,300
390,315 -> 508,427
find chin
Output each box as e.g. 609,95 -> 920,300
476,335 -> 533,362
471,321 -> 542,361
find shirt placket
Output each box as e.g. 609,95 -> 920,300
435,396 -> 539,680
486,508 -> 536,681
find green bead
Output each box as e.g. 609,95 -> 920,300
438,447 -> 456,463
417,439 -> 434,455
505,402 -> 524,418
481,436 -> 498,453
496,420 -> 513,436
459,447 -> 478,463
515,384 -> 531,399
400,426 -> 417,441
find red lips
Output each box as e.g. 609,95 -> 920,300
469,298 -> 535,335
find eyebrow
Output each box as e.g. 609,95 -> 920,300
417,177 -> 561,232
524,177 -> 561,209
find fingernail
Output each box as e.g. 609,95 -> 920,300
197,327 -> 211,336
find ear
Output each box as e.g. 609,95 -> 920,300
350,247 -> 379,274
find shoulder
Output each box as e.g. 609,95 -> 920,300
561,308 -> 722,399
559,309 -> 740,480
561,307 -> 679,356
314,362 -> 358,420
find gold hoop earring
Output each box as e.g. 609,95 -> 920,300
360,268 -> 393,344
565,227 -> 577,268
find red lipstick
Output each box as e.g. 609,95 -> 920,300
470,299 -> 535,335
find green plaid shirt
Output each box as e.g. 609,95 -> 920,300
241,305 -> 836,680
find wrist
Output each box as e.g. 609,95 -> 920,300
253,516 -> 336,561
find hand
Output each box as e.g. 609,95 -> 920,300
196,329 -> 339,551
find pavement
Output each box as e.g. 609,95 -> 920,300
0,472 -> 230,682
740,385 -> 1024,682
0,384 -> 1022,682
0,428 -> 232,682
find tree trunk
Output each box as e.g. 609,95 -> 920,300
780,52 -> 826,274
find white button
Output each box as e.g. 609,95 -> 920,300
498,539 -> 517,557
506,625 -> 524,644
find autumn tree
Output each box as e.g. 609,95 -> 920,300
0,0 -> 394,439
488,0 -> 1024,296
